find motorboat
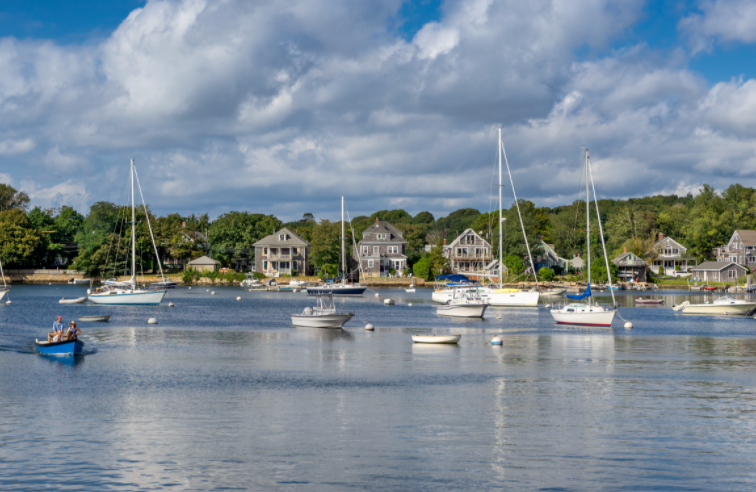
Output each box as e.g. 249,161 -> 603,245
78,315 -> 111,322
635,298 -> 664,305
291,293 -> 353,328
289,279 -> 306,287
247,284 -> 267,291
673,295 -> 756,316
87,159 -> 167,306
35,338 -> 85,355
405,283 -> 417,293
432,275 -> 487,303
539,288 -> 566,297
550,149 -> 618,328
67,278 -> 91,285
59,297 -> 87,304
150,280 -> 177,289
436,288 -> 488,318
240,273 -> 260,287
411,334 -> 461,344
306,283 -> 366,296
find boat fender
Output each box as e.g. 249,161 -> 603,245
147,317 -> 158,324
87,289 -> 91,295
365,323 -> 374,331
624,321 -> 633,329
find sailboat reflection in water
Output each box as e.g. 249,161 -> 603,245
550,149 -> 617,327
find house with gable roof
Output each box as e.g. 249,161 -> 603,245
354,218 -> 408,277
612,248 -> 648,282
253,227 -> 311,277
443,228 -> 493,279
714,230 -> 756,269
649,233 -> 696,275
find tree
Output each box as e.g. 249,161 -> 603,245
310,219 -> 352,274
426,239 -> 449,279
302,213 -> 315,222
370,209 -> 412,224
0,184 -> 30,212
209,212 -> 282,266
395,222 -> 427,265
504,255 -> 524,276
413,211 -> 435,224
413,256 -> 431,279
0,209 -> 45,267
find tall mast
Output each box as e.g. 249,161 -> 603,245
341,196 -> 345,282
498,128 -> 503,288
585,149 -> 590,302
131,158 -> 136,286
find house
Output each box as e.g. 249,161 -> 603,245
533,241 -> 570,273
443,229 -> 493,279
568,255 -> 584,271
690,261 -> 748,283
355,219 -> 408,277
650,233 -> 695,274
187,255 -> 221,273
253,228 -> 311,277
714,230 -> 756,269
612,249 -> 648,281
484,259 -> 507,281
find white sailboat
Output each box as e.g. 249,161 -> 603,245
550,149 -> 617,327
0,249 -> 8,302
485,129 -> 540,307
87,159 -> 167,306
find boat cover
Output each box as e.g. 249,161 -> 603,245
435,274 -> 470,283
566,284 -> 591,300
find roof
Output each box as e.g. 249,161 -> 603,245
653,236 -> 687,250
445,228 -> 491,249
187,255 -> 220,265
732,230 -> 756,246
612,252 -> 647,266
690,261 -> 748,271
253,227 -> 309,247
359,220 -> 407,243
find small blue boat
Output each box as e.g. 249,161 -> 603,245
35,338 -> 85,355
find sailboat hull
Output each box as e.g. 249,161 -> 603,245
486,290 -> 540,307
550,307 -> 616,327
306,286 -> 366,296
88,290 -> 166,305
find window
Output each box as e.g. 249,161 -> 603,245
292,247 -> 298,255
367,260 -> 374,268
362,246 -> 368,255
377,234 -> 386,240
373,246 -> 379,254
279,234 -> 286,241
387,246 -> 398,254
729,270 -> 737,279
263,247 -> 268,255
731,256 -> 737,263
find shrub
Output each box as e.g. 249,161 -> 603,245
413,256 -> 431,280
538,267 -> 555,282
252,271 -> 265,280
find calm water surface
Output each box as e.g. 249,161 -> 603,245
2,285 -> 756,491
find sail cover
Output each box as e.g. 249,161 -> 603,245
566,283 -> 591,300
435,274 -> 470,283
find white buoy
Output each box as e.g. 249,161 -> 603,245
384,298 -> 394,305
211,291 -> 215,295
491,335 -> 503,345
496,315 -> 501,319
236,296 -> 241,300
624,321 -> 633,329
168,302 -> 175,307
545,304 -> 551,308
408,303 -> 413,306
5,300 -> 11,305
188,287 -> 191,289
147,317 -> 158,324
365,323 -> 374,331
375,293 -> 380,297
49,283 -> 52,285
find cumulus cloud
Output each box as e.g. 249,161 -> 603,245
0,0 -> 754,220
680,0 -> 756,54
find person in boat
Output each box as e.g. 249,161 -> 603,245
48,316 -> 64,342
65,321 -> 81,341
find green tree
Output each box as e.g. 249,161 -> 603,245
413,211 -> 435,224
426,239 -> 449,279
208,212 -> 282,266
310,219 -> 352,274
0,209 -> 45,267
395,222 -> 427,265
504,255 -> 524,276
413,256 -> 431,279
0,184 -> 30,212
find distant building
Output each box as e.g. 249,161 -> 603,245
443,229 -> 493,279
612,249 -> 648,282
533,241 -> 570,273
569,255 -> 584,270
714,230 -> 756,269
355,219 -> 408,277
253,228 -> 311,277
187,255 -> 221,273
690,261 -> 748,283
650,233 -> 695,274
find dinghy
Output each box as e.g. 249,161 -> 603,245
635,298 -> 664,305
35,338 -> 85,355
78,315 -> 111,322
411,334 -> 461,344
59,297 -> 87,304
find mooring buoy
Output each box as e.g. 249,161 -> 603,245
168,302 -> 175,307
624,321 -> 633,329
365,323 -> 374,331
236,296 -> 241,300
147,317 -> 158,324
491,335 -> 503,345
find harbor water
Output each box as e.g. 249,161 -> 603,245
2,285 -> 756,490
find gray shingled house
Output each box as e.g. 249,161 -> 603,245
253,228 -> 311,277
354,219 -> 408,277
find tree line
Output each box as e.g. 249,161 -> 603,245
0,182 -> 751,278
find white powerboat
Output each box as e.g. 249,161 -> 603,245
87,159 -> 166,306
67,278 -> 91,285
436,288 -> 488,318
539,288 -> 566,297
291,294 -> 353,328
59,297 -> 87,304
240,273 -> 260,287
550,149 -> 618,328
289,280 -> 306,287
673,295 -> 756,316
411,334 -> 461,344
432,279 -> 487,303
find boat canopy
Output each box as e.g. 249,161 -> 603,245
435,274 -> 471,283
566,284 -> 591,300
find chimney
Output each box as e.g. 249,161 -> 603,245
624,247 -> 627,253
443,238 -> 446,246
182,221 -> 186,228
659,232 -> 664,241
375,218 -> 379,226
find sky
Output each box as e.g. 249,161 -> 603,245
1,0 -> 756,222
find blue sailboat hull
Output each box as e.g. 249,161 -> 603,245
36,339 -> 85,355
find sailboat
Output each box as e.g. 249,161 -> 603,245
306,197 -> 366,296
87,159 -> 167,306
484,129 -> 540,307
550,149 -> 617,327
0,250 -> 8,302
